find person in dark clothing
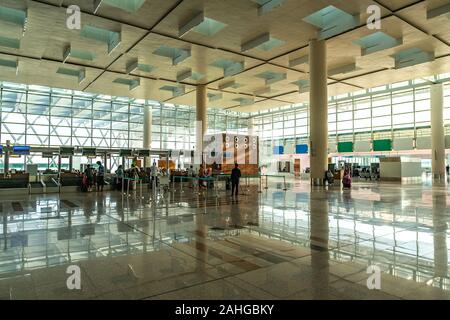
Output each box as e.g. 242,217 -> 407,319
96,161 -> 105,192
230,163 -> 241,197
84,164 -> 93,192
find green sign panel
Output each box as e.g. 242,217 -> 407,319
373,139 -> 392,151
337,141 -> 353,153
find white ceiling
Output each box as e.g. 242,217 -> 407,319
0,0 -> 448,112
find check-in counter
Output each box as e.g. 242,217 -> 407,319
0,173 -> 30,196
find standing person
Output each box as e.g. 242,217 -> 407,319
84,164 -> 93,192
342,169 -> 352,189
115,165 -> 124,191
96,161 -> 105,192
230,163 -> 241,197
198,164 -> 206,190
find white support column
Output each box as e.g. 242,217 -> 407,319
309,39 -> 328,186
431,83 -> 445,180
143,105 -> 152,168
196,85 -> 207,164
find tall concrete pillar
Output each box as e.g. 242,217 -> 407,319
196,85 -> 207,164
309,39 -> 328,186
143,105 -> 152,168
431,83 -> 445,180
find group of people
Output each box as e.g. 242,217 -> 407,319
324,168 -> 352,189
82,161 -> 105,192
197,164 -> 215,190
191,163 -> 242,197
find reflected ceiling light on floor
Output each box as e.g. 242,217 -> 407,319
391,48 -> 435,69
80,25 -> 121,55
179,12 -> 227,38
0,58 -> 19,75
303,5 -> 359,40
241,33 -> 284,52
56,67 -> 86,84
427,3 -> 450,19
94,0 -> 146,14
252,0 -> 285,16
353,31 -> 403,56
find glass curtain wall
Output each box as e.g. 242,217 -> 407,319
0,82 -> 249,171
252,75 -> 450,169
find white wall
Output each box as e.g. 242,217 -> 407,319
380,162 -> 402,178
401,162 -> 422,177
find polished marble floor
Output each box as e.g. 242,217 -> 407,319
0,177 -> 449,300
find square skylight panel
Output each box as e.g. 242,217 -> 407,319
192,17 -> 227,37
241,33 -> 284,52
255,71 -> 286,85
302,5 -> 359,39
353,32 -> 402,56
153,45 -> 191,65
95,0 -> 146,13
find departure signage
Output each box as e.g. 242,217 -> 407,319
13,145 -> 30,155
82,148 -> 97,156
295,144 -> 308,154
60,147 -> 75,156
42,152 -> 55,158
138,149 -> 150,157
120,149 -> 133,157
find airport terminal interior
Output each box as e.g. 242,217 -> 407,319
0,0 -> 449,300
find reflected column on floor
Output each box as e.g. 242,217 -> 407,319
310,193 -> 330,297
195,213 -> 208,272
432,193 -> 448,278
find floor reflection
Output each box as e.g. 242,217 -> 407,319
0,178 -> 449,299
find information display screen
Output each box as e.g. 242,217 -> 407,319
13,145 -> 30,155
138,149 -> 150,157
60,147 -> 75,156
82,148 -> 96,156
120,149 -> 133,157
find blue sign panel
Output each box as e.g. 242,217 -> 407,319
13,146 -> 30,155
0,145 -> 3,154
273,146 -> 284,155
295,144 -> 308,154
